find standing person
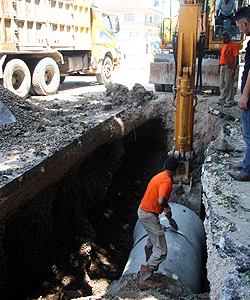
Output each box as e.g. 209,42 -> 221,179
228,7 -> 250,181
137,156 -> 179,289
217,31 -> 239,107
216,0 -> 236,25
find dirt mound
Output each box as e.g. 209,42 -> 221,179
106,82 -> 154,106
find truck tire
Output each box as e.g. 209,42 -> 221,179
3,59 -> 31,98
27,58 -> 40,95
60,76 -> 66,84
96,56 -> 113,85
32,57 -> 60,96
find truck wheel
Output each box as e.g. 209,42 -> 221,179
27,58 -> 40,95
60,76 -> 66,84
96,56 -> 113,85
32,57 -> 60,95
3,59 -> 31,98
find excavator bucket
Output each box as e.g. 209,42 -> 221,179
149,53 -> 175,91
149,53 -> 238,94
0,101 -> 16,126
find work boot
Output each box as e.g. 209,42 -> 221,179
224,101 -> 237,108
217,99 -> 226,106
139,264 -> 162,289
228,162 -> 243,171
144,245 -> 153,262
228,171 -> 250,181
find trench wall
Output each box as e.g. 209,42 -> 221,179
0,98 -> 175,299
201,126 -> 250,299
0,94 -> 238,299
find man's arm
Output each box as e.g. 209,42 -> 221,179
158,195 -> 168,208
217,62 -> 221,75
231,55 -> 238,77
159,196 -> 178,230
239,69 -> 250,110
216,0 -> 221,17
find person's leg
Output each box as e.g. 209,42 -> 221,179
138,208 -> 167,272
146,236 -> 153,249
241,102 -> 250,176
225,67 -> 234,104
138,207 -> 163,288
144,235 -> 153,261
219,65 -> 226,100
218,14 -> 224,25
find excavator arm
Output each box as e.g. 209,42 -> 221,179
169,0 -> 201,184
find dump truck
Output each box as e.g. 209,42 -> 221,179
0,0 -> 119,98
150,0 -> 246,93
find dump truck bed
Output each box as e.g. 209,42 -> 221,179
0,0 -> 93,53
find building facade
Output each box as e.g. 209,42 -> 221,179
101,0 -> 161,69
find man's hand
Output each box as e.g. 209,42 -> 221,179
168,218 -> 178,231
239,94 -> 249,110
164,206 -> 178,230
164,210 -> 172,219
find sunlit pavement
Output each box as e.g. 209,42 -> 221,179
57,66 -> 154,97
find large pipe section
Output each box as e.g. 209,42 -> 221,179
122,203 -> 206,294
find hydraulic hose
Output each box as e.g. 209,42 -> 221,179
195,33 -> 206,93
172,32 -> 178,99
199,33 -> 206,90
195,34 -> 202,91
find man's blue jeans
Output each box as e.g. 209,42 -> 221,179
241,99 -> 250,176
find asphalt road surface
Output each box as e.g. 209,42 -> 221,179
58,67 -> 154,96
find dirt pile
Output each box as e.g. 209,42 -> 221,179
106,83 -> 154,106
0,83 -> 155,189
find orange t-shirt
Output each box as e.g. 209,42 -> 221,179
219,40 -> 239,68
140,171 -> 172,214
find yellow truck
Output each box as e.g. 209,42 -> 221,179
0,0 -> 119,98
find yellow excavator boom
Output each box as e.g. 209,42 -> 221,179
169,0 -> 202,184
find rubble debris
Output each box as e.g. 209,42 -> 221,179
207,106 -> 237,121
202,118 -> 250,300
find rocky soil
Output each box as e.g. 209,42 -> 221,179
0,83 -> 155,189
0,82 -> 249,300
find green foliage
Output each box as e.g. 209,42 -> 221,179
202,93 -> 210,98
153,95 -> 159,100
159,25 -> 171,39
222,195 -> 238,211
223,115 -> 231,121
242,270 -> 250,282
82,99 -> 91,104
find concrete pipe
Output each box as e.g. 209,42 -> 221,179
122,203 -> 206,294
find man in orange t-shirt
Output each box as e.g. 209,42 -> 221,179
137,156 -> 179,289
217,31 -> 239,107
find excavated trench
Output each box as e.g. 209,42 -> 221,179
1,117 -> 208,300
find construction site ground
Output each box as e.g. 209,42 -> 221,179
0,68 -> 250,300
